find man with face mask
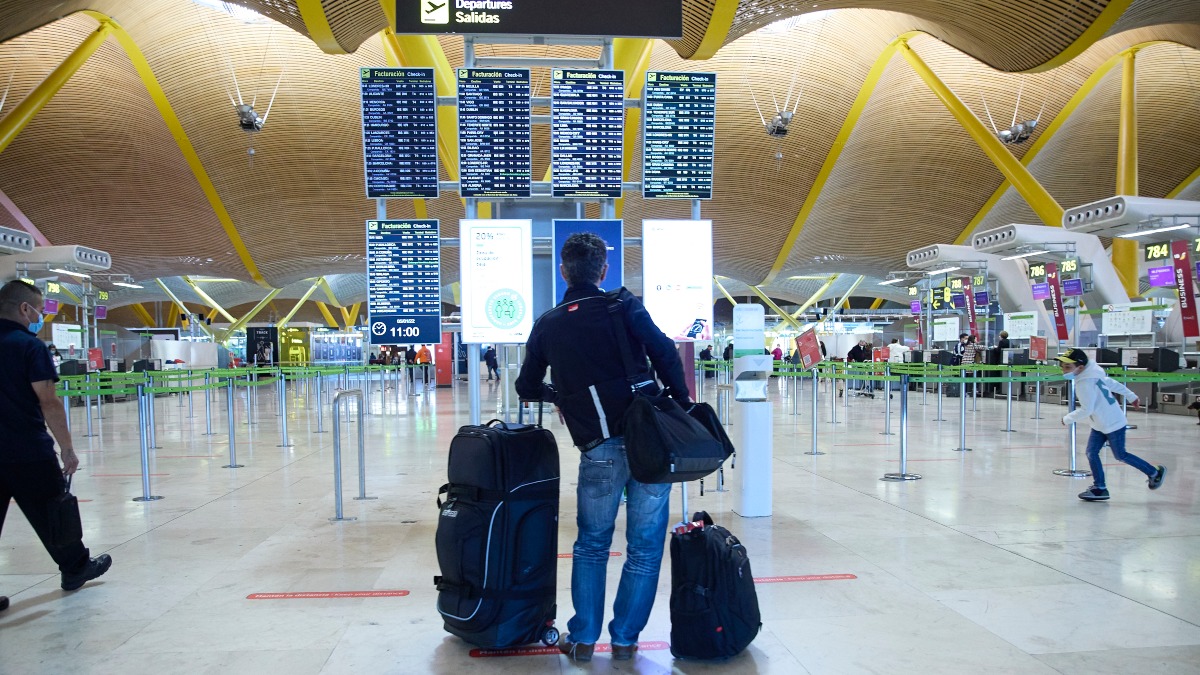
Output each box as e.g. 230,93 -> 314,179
1055,348 -> 1166,501
0,281 -> 111,611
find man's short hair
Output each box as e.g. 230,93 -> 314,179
0,279 -> 42,311
560,232 -> 608,286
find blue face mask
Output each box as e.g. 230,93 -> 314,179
26,306 -> 44,334
1063,371 -> 1076,380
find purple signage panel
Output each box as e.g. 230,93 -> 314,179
910,300 -> 921,314
94,305 -> 107,320
1031,282 -> 1050,300
974,291 -> 989,306
44,299 -> 59,314
951,293 -> 966,309
1061,278 -> 1084,297
1148,265 -> 1175,287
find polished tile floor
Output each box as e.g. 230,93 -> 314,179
2,372 -> 1198,674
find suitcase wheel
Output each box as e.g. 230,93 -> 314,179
541,626 -> 560,646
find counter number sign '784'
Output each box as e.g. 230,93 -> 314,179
423,1 -> 449,24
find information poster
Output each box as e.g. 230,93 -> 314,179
552,219 -> 623,304
932,316 -> 960,343
1171,240 -> 1198,339
732,304 -> 764,358
458,69 -> 532,198
551,69 -> 624,198
1029,335 -> 1047,361
359,68 -> 439,198
642,72 -> 716,199
642,220 -> 713,341
794,328 -> 823,370
367,219 -> 441,345
460,219 -> 534,344
1003,313 -> 1039,340
1100,302 -> 1155,336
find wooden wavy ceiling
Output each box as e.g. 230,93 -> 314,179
0,0 -> 1198,309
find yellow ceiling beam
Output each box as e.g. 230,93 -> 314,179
831,275 -> 865,312
870,298 -> 885,310
225,288 -> 283,338
277,278 -> 324,329
81,11 -> 269,288
713,277 -> 737,305
296,0 -> 347,54
1112,47 -> 1141,299
612,38 -> 654,219
689,0 -> 739,60
1018,0 -> 1136,74
1166,164 -> 1200,199
130,303 -> 156,328
0,21 -> 113,154
791,275 -> 840,318
316,277 -> 343,307
155,278 -> 213,338
763,33 -> 921,286
315,301 -> 340,329
341,303 -> 361,330
181,276 -> 236,322
898,39 -> 1063,231
747,286 -> 803,330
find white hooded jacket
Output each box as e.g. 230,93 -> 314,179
1061,361 -> 1138,434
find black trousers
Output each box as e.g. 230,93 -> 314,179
0,459 -> 90,574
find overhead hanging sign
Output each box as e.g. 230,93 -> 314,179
1045,261 -> 1070,341
393,0 -> 683,38
367,219 -> 442,346
359,68 -> 439,199
961,277 -> 977,337
552,220 -> 623,305
642,220 -> 713,342
551,69 -> 625,198
642,71 -> 716,200
460,219 -> 534,344
458,68 -> 532,199
1171,239 -> 1199,339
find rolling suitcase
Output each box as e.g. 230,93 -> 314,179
669,511 -> 761,659
434,404 -> 561,649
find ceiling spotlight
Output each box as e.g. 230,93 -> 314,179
765,111 -> 792,137
111,281 -> 144,289
236,103 -> 263,131
1116,223 -> 1193,238
925,266 -> 960,275
1000,249 -> 1049,261
877,278 -> 904,286
998,119 -> 1037,144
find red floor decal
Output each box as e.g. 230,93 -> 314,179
557,552 -> 622,559
247,590 -> 410,600
470,641 -> 669,658
754,574 -> 857,583
91,473 -> 170,477
155,455 -> 218,459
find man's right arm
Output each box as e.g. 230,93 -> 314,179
515,329 -> 556,403
33,379 -> 78,475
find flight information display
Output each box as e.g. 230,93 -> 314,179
642,71 -> 716,200
551,69 -> 625,198
366,219 -> 441,345
359,68 -> 439,199
458,68 -> 532,198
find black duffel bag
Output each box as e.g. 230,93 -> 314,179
623,395 -> 729,484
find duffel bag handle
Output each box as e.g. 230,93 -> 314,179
691,510 -> 714,527
436,483 -> 450,509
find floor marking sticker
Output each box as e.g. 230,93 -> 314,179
754,574 -> 857,583
887,458 -> 961,462
557,552 -> 622,559
91,473 -> 169,477
470,641 -> 669,658
247,590 -> 410,600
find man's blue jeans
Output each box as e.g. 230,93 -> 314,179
567,437 -> 671,646
1084,427 -> 1156,488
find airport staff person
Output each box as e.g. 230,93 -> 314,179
0,280 -> 111,612
516,232 -> 691,663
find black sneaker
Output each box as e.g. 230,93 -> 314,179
1149,465 -> 1167,490
0,595 -> 8,612
1079,486 -> 1110,501
61,554 -> 112,591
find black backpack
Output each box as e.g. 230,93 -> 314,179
669,511 -> 762,659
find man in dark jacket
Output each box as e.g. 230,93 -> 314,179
0,281 -> 111,612
516,232 -> 690,662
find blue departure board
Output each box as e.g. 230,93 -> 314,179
458,68 -> 532,199
359,68 -> 439,199
642,71 -> 716,200
551,69 -> 625,198
367,219 -> 441,345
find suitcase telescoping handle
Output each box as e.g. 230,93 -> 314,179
517,399 -> 544,426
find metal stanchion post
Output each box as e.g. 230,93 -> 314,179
971,370 -> 978,412
315,372 -> 326,433
882,375 -> 921,481
1001,368 -> 1016,432
807,369 -> 824,455
203,372 -> 214,435
331,390 -> 363,520
933,364 -> 947,421
278,372 -> 293,448
62,380 -> 71,433
379,367 -> 386,413
354,390 -> 375,501
133,384 -> 163,502
1054,379 -> 1090,477
84,373 -> 94,438
223,378 -> 243,468
147,378 -> 160,449
953,371 -> 972,452
1032,372 -> 1044,419
881,366 -> 894,436
187,370 -> 194,418
829,366 -> 839,425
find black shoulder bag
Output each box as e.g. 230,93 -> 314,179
606,295 -> 732,484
